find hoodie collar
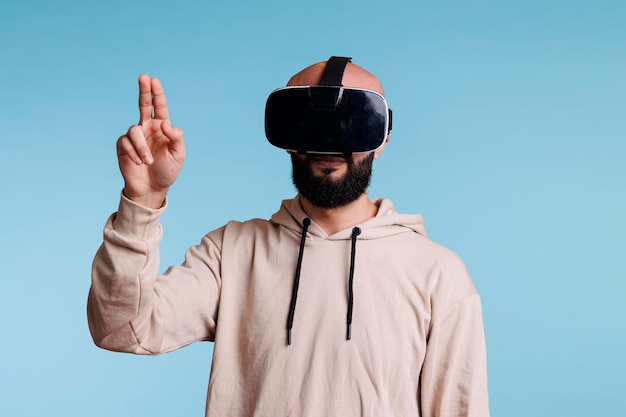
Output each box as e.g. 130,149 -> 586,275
271,194 -> 428,240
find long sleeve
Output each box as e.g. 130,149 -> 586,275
420,294 -> 490,417
87,194 -> 222,354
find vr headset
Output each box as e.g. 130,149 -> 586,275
265,56 -> 392,155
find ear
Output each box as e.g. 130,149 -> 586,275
373,135 -> 390,159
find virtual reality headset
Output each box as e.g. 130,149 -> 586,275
264,56 -> 393,155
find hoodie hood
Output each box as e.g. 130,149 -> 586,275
271,194 -> 428,240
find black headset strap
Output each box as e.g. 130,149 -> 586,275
319,56 -> 352,86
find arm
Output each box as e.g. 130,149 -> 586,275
87,75 -> 217,354
420,294 -> 490,417
87,195 -> 221,354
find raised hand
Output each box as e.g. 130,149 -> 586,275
117,75 -> 185,208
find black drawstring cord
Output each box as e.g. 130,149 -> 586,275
287,218 -> 311,345
347,227 -> 361,340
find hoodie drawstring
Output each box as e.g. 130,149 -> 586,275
347,227 -> 361,340
287,220 -> 362,345
287,218 -> 310,345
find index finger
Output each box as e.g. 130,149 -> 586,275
138,74 -> 154,124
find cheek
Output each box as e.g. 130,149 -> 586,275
352,155 -> 368,165
352,152 -> 375,165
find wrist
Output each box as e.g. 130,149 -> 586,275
122,188 -> 167,209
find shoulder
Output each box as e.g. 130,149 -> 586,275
419,239 -> 479,321
205,218 -> 280,246
377,220 -> 477,314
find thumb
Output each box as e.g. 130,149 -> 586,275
161,121 -> 183,141
161,121 -> 184,142
161,121 -> 185,157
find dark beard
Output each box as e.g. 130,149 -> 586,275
291,153 -> 374,209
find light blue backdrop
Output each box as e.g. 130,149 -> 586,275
1,1 -> 624,416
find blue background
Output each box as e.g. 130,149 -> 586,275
1,0 -> 624,415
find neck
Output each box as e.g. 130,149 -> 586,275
300,192 -> 378,235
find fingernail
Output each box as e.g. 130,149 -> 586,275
144,155 -> 154,164
133,156 -> 143,165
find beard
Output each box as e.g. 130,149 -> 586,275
291,152 -> 374,209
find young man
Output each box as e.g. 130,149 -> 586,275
88,57 -> 490,416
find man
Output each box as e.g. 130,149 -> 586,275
88,57 -> 490,416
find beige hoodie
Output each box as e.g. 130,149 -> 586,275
88,194 -> 489,417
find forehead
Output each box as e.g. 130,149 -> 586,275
287,62 -> 385,96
